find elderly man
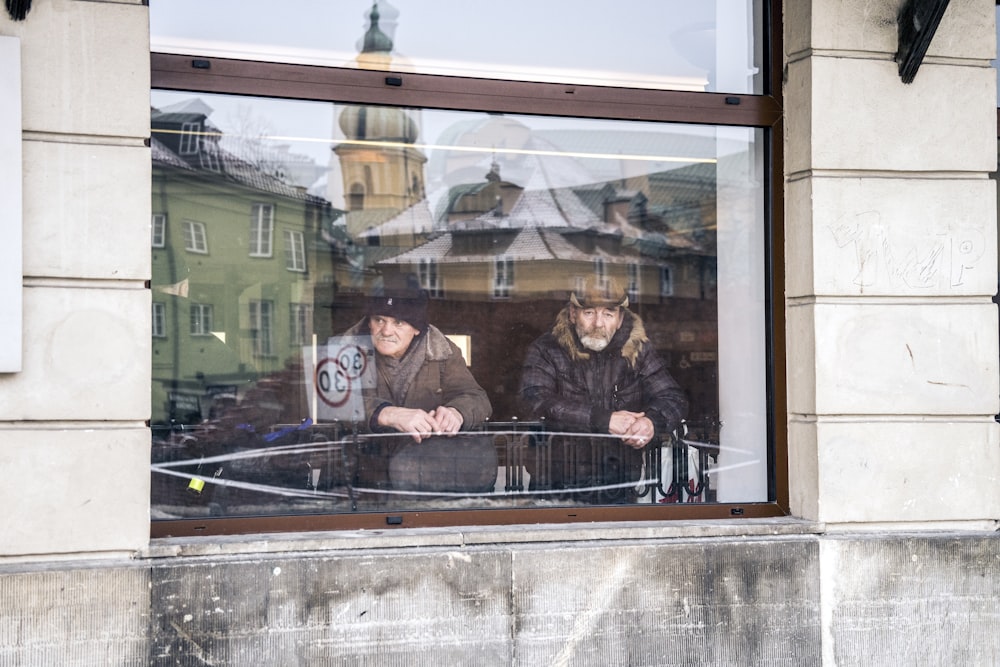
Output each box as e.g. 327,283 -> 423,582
519,277 -> 688,501
342,281 -> 494,494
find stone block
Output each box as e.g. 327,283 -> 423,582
149,550 -> 514,665
0,564 -> 149,665
808,302 -> 999,416
0,428 -> 151,556
787,419 -> 820,520
2,286 -> 150,421
787,176 -> 997,298
511,539 -> 821,665
822,533 -> 1000,665
23,141 -> 151,280
812,419 -> 1000,523
811,58 -> 996,173
15,0 -> 149,139
786,0 -> 994,60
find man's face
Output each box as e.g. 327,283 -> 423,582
368,315 -> 419,359
571,306 -> 624,352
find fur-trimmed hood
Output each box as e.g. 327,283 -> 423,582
551,306 -> 648,368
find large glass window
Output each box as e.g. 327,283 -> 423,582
151,0 -> 765,94
149,1 -> 781,534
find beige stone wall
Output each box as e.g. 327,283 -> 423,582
0,0 -> 151,556
784,0 -> 1000,525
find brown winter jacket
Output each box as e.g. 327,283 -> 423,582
344,319 -> 492,432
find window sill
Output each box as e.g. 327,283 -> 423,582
143,516 -> 823,560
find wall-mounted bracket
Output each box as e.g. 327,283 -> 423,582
896,0 -> 952,84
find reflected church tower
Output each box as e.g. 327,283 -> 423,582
332,2 -> 426,234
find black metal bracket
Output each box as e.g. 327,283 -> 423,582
896,0 -> 952,84
5,0 -> 31,21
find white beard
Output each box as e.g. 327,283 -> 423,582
579,335 -> 610,352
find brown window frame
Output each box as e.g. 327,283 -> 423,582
149,2 -> 786,536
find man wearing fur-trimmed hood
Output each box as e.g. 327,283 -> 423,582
519,276 -> 688,500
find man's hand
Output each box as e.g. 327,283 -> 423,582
430,406 -> 464,434
609,410 -> 654,449
378,405 -> 464,442
378,406 -> 440,442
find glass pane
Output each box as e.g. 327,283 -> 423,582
150,90 -> 769,521
150,0 -> 765,95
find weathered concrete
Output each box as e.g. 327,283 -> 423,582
3,528 -> 1000,665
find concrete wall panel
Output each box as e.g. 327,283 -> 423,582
814,420 -> 1000,523
0,428 -> 150,555
811,59 -> 995,173
4,286 -> 150,421
12,0 -> 149,138
812,302 -> 999,416
23,141 -> 151,280
787,0 -> 994,60
823,533 -> 1000,665
791,177 -> 997,298
0,564 -> 149,665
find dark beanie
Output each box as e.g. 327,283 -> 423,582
366,284 -> 429,333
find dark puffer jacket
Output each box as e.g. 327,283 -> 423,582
520,307 -> 687,442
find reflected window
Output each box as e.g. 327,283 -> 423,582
249,300 -> 274,356
249,203 -> 274,257
151,214 -> 166,248
419,258 -> 443,298
182,220 -> 207,253
285,230 -> 306,272
152,302 -> 166,338
190,303 -> 213,336
493,256 -> 514,299
290,303 -> 312,346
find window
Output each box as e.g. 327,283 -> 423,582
289,303 -> 313,346
419,258 -> 443,298
189,303 -> 213,336
181,220 -> 207,253
284,230 -> 306,272
249,300 -> 274,356
660,266 -> 674,298
178,120 -> 200,155
493,256 -> 514,299
149,0 -> 782,535
249,203 -> 274,257
152,302 -> 166,338
627,263 -> 640,303
151,214 -> 166,248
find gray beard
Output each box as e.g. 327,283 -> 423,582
579,335 -> 610,352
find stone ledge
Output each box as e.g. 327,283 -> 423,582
142,517 -> 824,560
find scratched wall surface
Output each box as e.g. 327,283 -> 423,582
5,533 -> 1000,665
145,537 -> 822,666
825,533 -> 1000,667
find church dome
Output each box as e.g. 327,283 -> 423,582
338,105 -> 419,143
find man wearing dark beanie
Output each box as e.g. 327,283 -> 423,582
341,276 -> 493,493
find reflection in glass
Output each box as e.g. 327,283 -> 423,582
150,0 -> 765,95
150,88 -> 767,520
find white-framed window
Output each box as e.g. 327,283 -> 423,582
289,303 -> 313,346
249,203 -> 274,257
419,258 -> 443,298
152,302 -> 166,338
284,229 -> 306,272
178,120 -> 201,155
627,262 -> 640,303
189,303 -> 213,336
660,265 -> 674,298
493,256 -> 514,299
249,300 -> 274,356
594,257 -> 607,285
181,220 -> 208,254
151,214 -> 166,248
